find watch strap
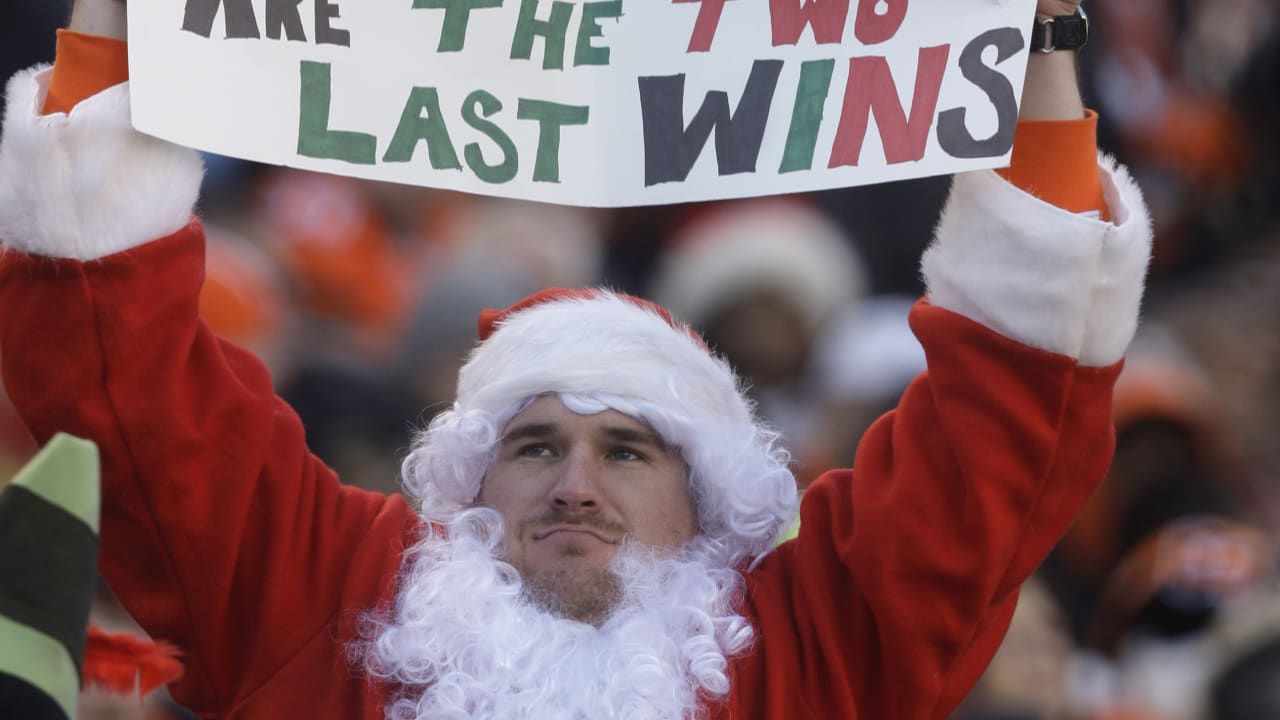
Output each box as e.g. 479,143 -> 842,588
1030,8 -> 1089,53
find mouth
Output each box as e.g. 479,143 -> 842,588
533,526 -> 618,544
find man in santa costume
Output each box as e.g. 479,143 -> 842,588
0,0 -> 1151,717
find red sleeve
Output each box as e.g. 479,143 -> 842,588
43,30 -> 129,115
731,302 -> 1119,720
997,111 -> 1111,222
0,224 -> 417,715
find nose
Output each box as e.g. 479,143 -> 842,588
548,448 -> 602,512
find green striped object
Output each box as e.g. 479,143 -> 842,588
0,433 -> 100,720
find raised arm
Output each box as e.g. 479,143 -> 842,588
0,0 -> 416,713
1020,1 -> 1087,121
733,3 -> 1153,718
68,0 -> 127,40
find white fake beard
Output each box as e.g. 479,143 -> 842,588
363,507 -> 755,720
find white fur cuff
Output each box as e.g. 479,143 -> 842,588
0,66 -> 203,260
921,155 -> 1152,367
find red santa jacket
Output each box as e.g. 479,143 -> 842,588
0,223 -> 1136,720
0,37 -> 1152,720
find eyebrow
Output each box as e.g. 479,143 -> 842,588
499,422 -> 671,452
501,422 -> 558,446
601,425 -> 670,452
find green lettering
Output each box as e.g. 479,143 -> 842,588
383,86 -> 463,169
462,90 -> 519,183
510,0 -> 573,70
516,99 -> 589,182
779,59 -> 834,173
297,61 -> 376,165
574,1 -> 623,66
413,0 -> 504,52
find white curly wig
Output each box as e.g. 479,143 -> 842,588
401,288 -> 798,565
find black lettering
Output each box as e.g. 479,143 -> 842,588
182,0 -> 261,38
315,0 -> 353,46
638,59 -> 783,186
937,27 -> 1022,159
267,0 -> 307,41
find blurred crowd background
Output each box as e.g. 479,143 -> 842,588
3,1 -> 1279,718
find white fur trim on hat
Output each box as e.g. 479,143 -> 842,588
921,154 -> 1152,367
0,66 -> 202,260
402,291 -> 799,564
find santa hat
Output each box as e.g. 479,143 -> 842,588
403,288 -> 798,563
650,198 -> 864,334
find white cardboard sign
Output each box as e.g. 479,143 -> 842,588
128,0 -> 1038,207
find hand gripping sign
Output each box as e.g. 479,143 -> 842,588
128,0 -> 1039,207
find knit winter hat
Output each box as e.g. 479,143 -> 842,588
403,288 -> 798,563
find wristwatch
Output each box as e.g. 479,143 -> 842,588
1030,6 -> 1089,53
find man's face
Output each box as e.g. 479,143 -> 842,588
476,395 -> 697,624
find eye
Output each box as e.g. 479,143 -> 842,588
517,443 -> 555,458
608,447 -> 644,462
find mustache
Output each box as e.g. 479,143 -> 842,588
519,510 -> 628,539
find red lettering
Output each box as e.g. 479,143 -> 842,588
673,0 -> 737,53
768,0 -> 850,46
828,44 -> 951,167
854,0 -> 908,45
